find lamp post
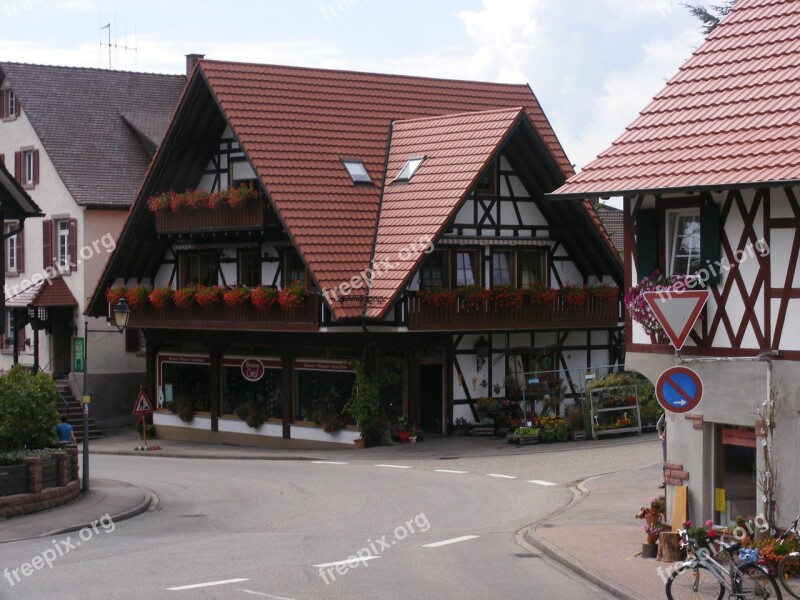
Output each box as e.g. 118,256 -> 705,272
81,298 -> 130,493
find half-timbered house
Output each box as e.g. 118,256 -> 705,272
0,62 -> 185,427
88,60 -> 623,447
553,0 -> 800,525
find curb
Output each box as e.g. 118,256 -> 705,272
521,475 -> 647,600
90,449 -> 324,461
42,485 -> 158,537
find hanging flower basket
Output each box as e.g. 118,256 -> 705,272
173,286 -> 197,310
222,286 -> 251,307
194,285 -> 222,307
148,286 -> 174,308
251,286 -> 278,309
124,285 -> 150,308
278,281 -> 306,310
624,270 -> 695,335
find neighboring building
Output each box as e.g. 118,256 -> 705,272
553,0 -> 799,526
0,62 -> 185,425
88,60 -> 622,447
597,203 -> 624,255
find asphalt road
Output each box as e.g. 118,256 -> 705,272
2,441 -> 659,600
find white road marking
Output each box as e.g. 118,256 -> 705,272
374,464 -> 412,469
527,480 -> 557,486
313,556 -> 382,568
435,469 -> 468,474
311,461 -> 349,465
236,590 -> 299,599
488,473 -> 516,479
422,535 -> 479,548
167,578 -> 250,591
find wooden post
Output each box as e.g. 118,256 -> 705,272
657,531 -> 686,562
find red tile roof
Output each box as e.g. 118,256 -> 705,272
361,108 -> 525,318
6,277 -> 78,308
553,0 -> 800,198
201,61 -> 572,318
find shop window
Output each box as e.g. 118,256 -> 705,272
491,250 -> 514,286
158,359 -> 211,413
295,362 -> 356,425
455,250 -> 480,287
520,250 -> 546,287
223,360 -> 282,420
179,252 -> 218,287
238,248 -> 262,287
420,250 -> 448,290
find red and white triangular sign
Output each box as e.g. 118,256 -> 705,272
642,290 -> 709,350
132,388 -> 154,415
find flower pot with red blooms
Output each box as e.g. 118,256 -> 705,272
106,285 -> 127,306
124,284 -> 150,308
194,285 -> 222,307
418,289 -> 458,308
278,281 -> 306,310
560,283 -> 588,309
460,286 -> 492,313
222,286 -> 251,307
493,286 -> 523,310
251,286 -> 278,309
173,286 -> 197,310
148,286 -> 174,308
526,283 -> 558,306
589,284 -> 619,302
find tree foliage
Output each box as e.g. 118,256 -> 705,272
0,365 -> 60,452
683,1 -> 738,35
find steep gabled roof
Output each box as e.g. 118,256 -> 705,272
363,108 -> 525,319
0,62 -> 185,207
6,276 -> 77,307
200,60 -> 574,308
553,0 -> 800,199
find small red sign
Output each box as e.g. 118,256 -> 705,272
132,388 -> 154,415
241,359 -> 265,382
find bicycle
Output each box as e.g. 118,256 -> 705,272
777,515 -> 800,599
666,529 -> 782,599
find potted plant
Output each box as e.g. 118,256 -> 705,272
515,426 -> 541,445
124,284 -> 150,308
235,401 -> 266,429
459,286 -> 492,313
106,285 -> 127,305
418,288 -> 458,308
173,285 -> 197,310
320,413 -> 345,433
589,283 -> 619,302
624,270 -> 696,337
251,285 -> 278,309
526,283 -> 558,306
194,285 -> 222,307
149,286 -> 174,308
493,285 -> 523,309
560,282 -> 588,307
344,363 -> 381,447
278,281 -> 306,310
226,183 -> 258,208
222,286 -> 250,307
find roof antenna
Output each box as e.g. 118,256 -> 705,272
100,23 -> 110,69
99,21 -> 138,71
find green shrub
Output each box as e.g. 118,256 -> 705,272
0,365 -> 60,452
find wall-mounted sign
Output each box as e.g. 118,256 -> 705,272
241,359 -> 266,382
722,427 -> 756,448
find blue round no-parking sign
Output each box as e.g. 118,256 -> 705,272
655,366 -> 703,413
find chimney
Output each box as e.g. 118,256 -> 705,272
185,54 -> 205,76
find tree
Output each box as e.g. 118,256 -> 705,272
683,1 -> 738,35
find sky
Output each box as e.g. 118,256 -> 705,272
1,0 -> 714,205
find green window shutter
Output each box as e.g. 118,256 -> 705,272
635,209 -> 658,280
700,203 -> 721,285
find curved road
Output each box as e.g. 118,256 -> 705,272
3,440 -> 659,599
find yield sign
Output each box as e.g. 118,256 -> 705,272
642,290 -> 709,350
132,387 -> 154,415
656,366 -> 703,413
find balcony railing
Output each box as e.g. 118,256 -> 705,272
127,295 -> 320,331
405,293 -> 618,331
153,201 -> 270,234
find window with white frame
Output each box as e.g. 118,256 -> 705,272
5,223 -> 17,272
57,219 -> 70,271
6,90 -> 15,117
22,150 -> 34,185
667,209 -> 701,276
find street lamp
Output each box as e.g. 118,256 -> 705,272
81,298 -> 131,492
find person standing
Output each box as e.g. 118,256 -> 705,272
657,412 -> 666,488
55,415 -> 77,446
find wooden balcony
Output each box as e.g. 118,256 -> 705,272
154,201 -> 270,234
128,295 -> 320,331
406,293 -> 618,331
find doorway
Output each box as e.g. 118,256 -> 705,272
714,425 -> 757,523
419,364 -> 444,434
50,308 -> 73,378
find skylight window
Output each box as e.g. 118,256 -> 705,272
394,156 -> 425,183
342,159 -> 373,184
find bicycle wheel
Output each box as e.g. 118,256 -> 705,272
666,564 -> 725,600
779,554 -> 800,599
737,563 -> 783,599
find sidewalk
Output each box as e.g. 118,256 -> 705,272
3,428 -> 669,599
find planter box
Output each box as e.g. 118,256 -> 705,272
0,463 -> 28,496
41,458 -> 59,488
518,435 -> 540,445
154,201 -> 270,234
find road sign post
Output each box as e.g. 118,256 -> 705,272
132,386 -> 158,451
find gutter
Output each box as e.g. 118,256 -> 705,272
360,119 -> 395,331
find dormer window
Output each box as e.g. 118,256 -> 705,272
341,159 -> 372,185
394,156 -> 424,183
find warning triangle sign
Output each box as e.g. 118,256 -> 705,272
132,388 -> 154,415
642,290 -> 709,350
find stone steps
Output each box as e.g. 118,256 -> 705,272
54,380 -> 103,442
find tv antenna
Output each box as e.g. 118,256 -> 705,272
99,21 -> 137,70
